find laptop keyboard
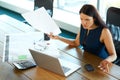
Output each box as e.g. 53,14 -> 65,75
62,66 -> 70,73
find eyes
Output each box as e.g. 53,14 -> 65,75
81,18 -> 92,22
80,13 -> 94,22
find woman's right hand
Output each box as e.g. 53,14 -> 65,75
47,32 -> 59,39
98,59 -> 111,73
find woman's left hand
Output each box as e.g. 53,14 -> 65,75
98,60 -> 111,73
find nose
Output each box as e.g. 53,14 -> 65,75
82,20 -> 87,25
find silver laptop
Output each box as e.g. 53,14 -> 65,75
29,49 -> 81,77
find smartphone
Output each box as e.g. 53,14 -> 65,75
84,64 -> 94,72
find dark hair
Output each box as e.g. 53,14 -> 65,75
79,4 -> 107,28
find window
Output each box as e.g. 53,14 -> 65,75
54,0 -> 120,19
99,0 -> 120,21
54,0 -> 97,14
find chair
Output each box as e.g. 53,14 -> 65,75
34,0 -> 54,17
106,7 -> 120,66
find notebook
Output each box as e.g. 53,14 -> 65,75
29,49 -> 81,77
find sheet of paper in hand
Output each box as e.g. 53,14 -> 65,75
22,7 -> 61,35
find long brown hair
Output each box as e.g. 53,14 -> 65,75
79,4 -> 107,28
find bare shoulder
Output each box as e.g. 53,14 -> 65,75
100,28 -> 112,42
102,28 -> 111,35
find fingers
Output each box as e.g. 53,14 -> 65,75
49,32 -> 53,35
47,32 -> 59,39
98,60 -> 110,73
47,32 -> 53,38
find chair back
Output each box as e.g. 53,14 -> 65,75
106,7 -> 120,65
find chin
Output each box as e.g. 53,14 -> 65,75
83,26 -> 88,29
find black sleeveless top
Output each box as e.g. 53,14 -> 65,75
80,26 -> 109,59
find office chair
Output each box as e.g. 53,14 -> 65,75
34,0 -> 54,17
106,7 -> 120,66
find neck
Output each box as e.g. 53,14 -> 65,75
88,24 -> 97,30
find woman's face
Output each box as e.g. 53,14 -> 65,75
80,13 -> 95,29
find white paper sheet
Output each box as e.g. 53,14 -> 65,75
2,32 -> 44,62
21,7 -> 61,35
2,32 -> 61,62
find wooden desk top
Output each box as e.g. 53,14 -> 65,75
1,41 -> 120,80
0,57 -> 30,80
0,15 -> 120,80
56,40 -> 120,80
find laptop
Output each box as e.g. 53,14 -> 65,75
29,49 -> 81,77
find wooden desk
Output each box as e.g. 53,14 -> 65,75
56,40 -> 120,80
0,15 -> 120,80
0,57 -> 30,80
1,41 -> 120,80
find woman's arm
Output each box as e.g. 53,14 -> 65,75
101,28 -> 117,62
48,32 -> 80,47
99,28 -> 117,72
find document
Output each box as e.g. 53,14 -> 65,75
22,7 -> 61,35
2,32 -> 61,62
3,32 -> 44,62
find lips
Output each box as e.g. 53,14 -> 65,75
83,25 -> 88,29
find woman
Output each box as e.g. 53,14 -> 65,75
48,4 -> 117,73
